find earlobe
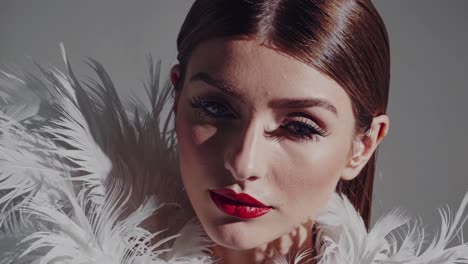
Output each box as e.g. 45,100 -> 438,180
340,114 -> 390,181
171,65 -> 181,87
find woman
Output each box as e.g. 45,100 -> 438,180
170,0 -> 389,262
0,0 -> 467,263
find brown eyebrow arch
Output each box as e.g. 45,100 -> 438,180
189,71 -> 338,116
189,72 -> 248,103
268,98 -> 338,116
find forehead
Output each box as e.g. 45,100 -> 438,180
186,37 -> 352,116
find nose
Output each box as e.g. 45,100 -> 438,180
224,119 -> 267,183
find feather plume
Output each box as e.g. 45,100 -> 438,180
311,191 -> 468,264
162,217 -> 216,263
15,178 -> 173,264
0,108 -> 66,226
0,70 -> 41,123
271,247 -> 314,264
0,45 -> 112,227
38,59 -> 112,204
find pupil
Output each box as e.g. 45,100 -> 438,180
210,105 -> 220,113
207,103 -> 227,115
295,124 -> 307,134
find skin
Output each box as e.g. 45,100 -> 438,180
170,37 -> 389,264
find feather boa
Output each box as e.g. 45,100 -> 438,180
0,44 -> 467,264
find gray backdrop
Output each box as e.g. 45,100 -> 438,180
1,0 -> 467,231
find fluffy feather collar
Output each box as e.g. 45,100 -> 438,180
0,45 -> 467,264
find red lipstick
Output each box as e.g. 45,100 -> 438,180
209,188 -> 272,219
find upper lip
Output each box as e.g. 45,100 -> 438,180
209,188 -> 271,208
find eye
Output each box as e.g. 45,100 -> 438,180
187,96 -> 236,119
267,117 -> 330,142
281,121 -> 321,141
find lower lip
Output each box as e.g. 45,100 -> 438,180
209,191 -> 272,219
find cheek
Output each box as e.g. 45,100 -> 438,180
271,138 -> 350,217
175,108 -> 221,189
283,138 -> 348,181
192,124 -> 217,144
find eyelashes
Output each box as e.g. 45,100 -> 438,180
274,117 -> 328,142
187,95 -> 331,142
188,95 -> 237,119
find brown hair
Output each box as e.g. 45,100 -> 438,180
174,0 -> 390,230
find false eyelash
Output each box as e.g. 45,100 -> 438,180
289,117 -> 329,137
265,118 -> 329,143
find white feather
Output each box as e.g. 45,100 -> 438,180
41,64 -> 111,204
0,111 -> 67,227
312,191 -> 468,264
0,70 -> 41,122
15,178 -> 169,264
163,217 -> 216,263
271,247 -> 314,264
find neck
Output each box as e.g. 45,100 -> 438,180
210,219 -> 315,264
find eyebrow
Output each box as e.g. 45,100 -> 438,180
190,72 -> 249,103
269,98 -> 338,116
189,72 -> 338,116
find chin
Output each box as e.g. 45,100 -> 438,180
204,221 -> 271,250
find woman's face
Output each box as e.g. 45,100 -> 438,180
172,38 -> 358,250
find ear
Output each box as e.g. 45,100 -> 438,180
340,114 -> 390,181
170,64 -> 182,115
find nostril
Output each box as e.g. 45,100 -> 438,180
247,175 -> 259,181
